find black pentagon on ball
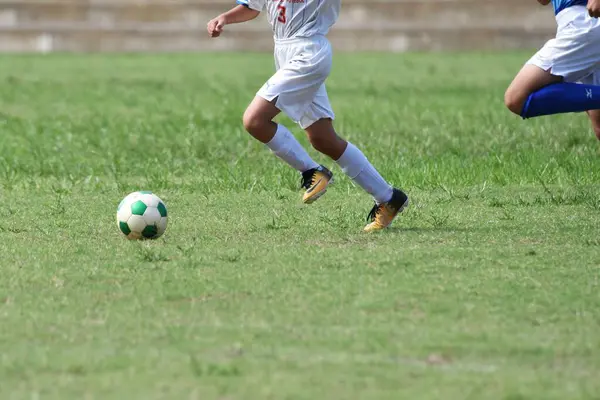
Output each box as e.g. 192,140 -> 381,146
142,224 -> 158,239
157,202 -> 167,217
131,200 -> 147,216
119,221 -> 131,235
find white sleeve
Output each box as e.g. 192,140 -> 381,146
236,0 -> 265,12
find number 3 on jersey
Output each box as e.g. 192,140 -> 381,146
277,2 -> 287,23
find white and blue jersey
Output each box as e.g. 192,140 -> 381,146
236,0 -> 340,40
552,0 -> 587,15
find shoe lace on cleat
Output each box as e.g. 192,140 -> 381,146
300,169 -> 316,190
367,203 -> 382,222
301,167 -> 325,190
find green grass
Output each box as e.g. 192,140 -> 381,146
1,52 -> 599,399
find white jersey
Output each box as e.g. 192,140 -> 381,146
237,0 -> 340,40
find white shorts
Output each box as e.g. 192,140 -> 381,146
527,6 -> 600,84
257,35 -> 335,130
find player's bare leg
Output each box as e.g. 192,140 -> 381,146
507,65 -> 600,140
506,63 -> 600,119
243,96 -> 330,203
304,118 -> 347,159
305,118 -> 408,232
243,96 -> 281,143
505,64 -> 563,116
587,110 -> 600,140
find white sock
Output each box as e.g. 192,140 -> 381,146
336,142 -> 394,203
266,124 -> 319,173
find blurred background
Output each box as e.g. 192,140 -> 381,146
0,0 -> 556,53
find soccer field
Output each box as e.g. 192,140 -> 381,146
1,52 -> 599,399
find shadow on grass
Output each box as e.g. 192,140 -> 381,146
386,226 -> 471,234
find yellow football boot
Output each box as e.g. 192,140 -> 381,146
364,188 -> 409,232
301,166 -> 333,204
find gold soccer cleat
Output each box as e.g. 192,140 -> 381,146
364,188 -> 409,232
301,166 -> 333,204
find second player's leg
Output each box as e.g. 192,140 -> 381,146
506,64 -> 600,138
587,110 -> 600,140
505,64 -> 563,116
582,72 -> 600,141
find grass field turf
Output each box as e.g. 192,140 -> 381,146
0,52 -> 599,399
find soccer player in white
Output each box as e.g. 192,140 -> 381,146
207,0 -> 408,232
505,0 -> 600,140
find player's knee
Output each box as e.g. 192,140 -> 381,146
504,89 -> 526,116
307,134 -> 331,153
242,110 -> 265,136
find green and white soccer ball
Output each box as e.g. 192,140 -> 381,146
116,191 -> 168,240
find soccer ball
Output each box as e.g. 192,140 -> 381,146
116,191 -> 168,240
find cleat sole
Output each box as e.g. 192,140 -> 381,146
303,189 -> 327,204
